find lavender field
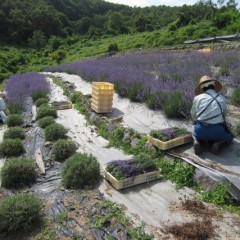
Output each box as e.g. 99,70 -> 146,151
47,50 -> 240,118
6,72 -> 50,109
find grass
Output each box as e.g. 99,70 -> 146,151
0,28 -> 193,82
47,74 -> 70,96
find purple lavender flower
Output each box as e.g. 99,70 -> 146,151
6,72 -> 50,107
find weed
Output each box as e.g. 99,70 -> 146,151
199,182 -> 232,205
50,75 -> 70,96
128,222 -> 154,240
157,158 -> 196,189
55,210 -> 69,223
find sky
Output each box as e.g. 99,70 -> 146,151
104,0 -> 202,7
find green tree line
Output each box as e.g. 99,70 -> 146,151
0,0 -> 238,45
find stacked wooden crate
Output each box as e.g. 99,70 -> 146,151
91,82 -> 114,113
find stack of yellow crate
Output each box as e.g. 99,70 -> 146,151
91,82 -> 114,113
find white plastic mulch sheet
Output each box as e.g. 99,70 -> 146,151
42,72 -> 240,238
170,139 -> 240,200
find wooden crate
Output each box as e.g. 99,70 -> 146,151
147,134 -> 193,150
104,169 -> 160,190
51,101 -> 72,110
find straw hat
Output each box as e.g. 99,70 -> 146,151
194,76 -> 222,95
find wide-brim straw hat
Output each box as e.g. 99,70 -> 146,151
194,75 -> 222,95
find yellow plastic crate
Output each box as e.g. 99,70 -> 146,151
92,82 -> 114,90
91,98 -> 113,108
104,169 -> 160,190
147,134 -> 193,150
91,105 -> 112,113
92,91 -> 113,100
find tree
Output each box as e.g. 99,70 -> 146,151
28,30 -> 47,49
134,16 -> 151,32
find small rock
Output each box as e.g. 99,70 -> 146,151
60,186 -> 65,191
131,138 -> 139,147
44,141 -> 52,147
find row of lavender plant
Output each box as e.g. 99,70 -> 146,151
6,72 -> 50,109
46,50 -> 240,118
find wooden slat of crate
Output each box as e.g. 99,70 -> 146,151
104,169 -> 160,190
147,134 -> 193,150
51,102 -> 72,110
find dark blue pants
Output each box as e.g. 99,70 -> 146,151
194,122 -> 233,144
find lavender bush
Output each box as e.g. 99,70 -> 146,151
6,72 -> 50,109
150,127 -> 189,141
46,50 -> 240,118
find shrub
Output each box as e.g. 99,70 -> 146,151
62,153 -> 100,189
45,123 -> 68,141
162,91 -> 185,118
32,91 -> 48,102
0,158 -> 36,188
3,126 -> 25,139
0,139 -> 24,157
36,105 -> 57,120
6,114 -> 23,127
231,87 -> 240,107
70,92 -> 81,103
37,116 -> 55,128
7,104 -> 22,114
51,139 -> 77,162
35,97 -> 48,107
107,43 -> 118,52
0,193 -> 42,233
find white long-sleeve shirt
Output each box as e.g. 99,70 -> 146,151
191,89 -> 226,124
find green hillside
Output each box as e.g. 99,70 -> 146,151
0,0 -> 239,81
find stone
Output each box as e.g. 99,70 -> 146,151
131,138 -> 139,147
123,130 -> 131,142
142,142 -> 157,154
194,169 -> 217,191
105,123 -> 116,132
